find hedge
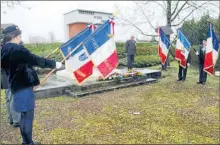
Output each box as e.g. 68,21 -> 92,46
119,55 -> 161,68
25,43 -> 63,61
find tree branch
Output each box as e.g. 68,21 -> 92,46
116,17 -> 157,37
171,2 -> 208,26
171,0 -> 180,16
153,1 -> 167,12
133,1 -> 155,30
171,0 -> 189,23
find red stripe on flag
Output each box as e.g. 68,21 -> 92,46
97,50 -> 118,77
73,61 -> 94,83
175,49 -> 187,68
158,46 -> 167,65
204,52 -> 214,75
175,49 -> 182,61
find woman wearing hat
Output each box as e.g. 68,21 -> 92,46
1,25 -> 64,144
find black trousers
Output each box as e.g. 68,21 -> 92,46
178,65 -> 188,80
199,63 -> 207,83
127,55 -> 135,70
20,109 -> 34,144
161,59 -> 168,70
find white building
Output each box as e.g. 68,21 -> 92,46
63,9 -> 112,41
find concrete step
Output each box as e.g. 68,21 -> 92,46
65,78 -> 157,97
35,68 -> 161,99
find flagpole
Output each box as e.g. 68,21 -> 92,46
33,42 -> 83,91
45,47 -> 60,58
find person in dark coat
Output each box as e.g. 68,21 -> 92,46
125,35 -> 136,72
177,51 -> 192,81
196,40 -> 207,85
1,39 -> 24,127
1,68 -> 21,127
1,25 -> 65,145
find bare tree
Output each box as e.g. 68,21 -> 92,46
1,1 -> 21,8
48,31 -> 56,43
115,1 -> 219,40
29,35 -> 47,44
1,0 -> 31,14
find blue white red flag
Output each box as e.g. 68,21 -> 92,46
204,23 -> 219,75
59,24 -> 96,57
158,28 -> 171,65
175,29 -> 191,68
59,24 -> 96,83
83,18 -> 118,78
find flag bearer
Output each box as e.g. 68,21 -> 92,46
1,25 -> 65,144
196,40 -> 207,85
177,51 -> 191,81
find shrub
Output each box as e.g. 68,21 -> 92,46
25,43 -> 64,61
119,55 -> 161,68
116,43 -> 158,57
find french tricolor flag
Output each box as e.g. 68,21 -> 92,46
158,28 -> 171,65
60,24 -> 96,83
83,18 -> 118,78
65,45 -> 94,84
175,29 -> 191,68
60,24 -> 96,57
204,24 -> 219,75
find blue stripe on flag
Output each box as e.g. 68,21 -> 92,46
60,27 -> 92,56
210,24 -> 219,52
84,21 -> 111,55
69,44 -> 84,57
178,29 -> 191,51
160,28 -> 170,49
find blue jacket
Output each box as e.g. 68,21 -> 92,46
1,42 -> 56,94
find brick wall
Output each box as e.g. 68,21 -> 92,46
69,23 -> 87,38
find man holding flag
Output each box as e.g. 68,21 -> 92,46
175,29 -> 192,81
196,40 -> 208,85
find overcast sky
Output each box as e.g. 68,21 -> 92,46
1,1 -> 219,43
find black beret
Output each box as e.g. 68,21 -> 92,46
3,25 -> 21,34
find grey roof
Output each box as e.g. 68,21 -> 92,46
1,23 -> 14,29
64,9 -> 112,15
155,26 -> 173,35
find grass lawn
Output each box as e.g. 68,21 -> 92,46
1,62 -> 219,144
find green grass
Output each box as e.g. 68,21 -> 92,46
1,62 -> 219,144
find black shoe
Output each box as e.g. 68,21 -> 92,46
29,141 -> 41,145
197,82 -> 202,84
177,79 -> 182,81
9,121 -> 13,125
13,123 -> 20,128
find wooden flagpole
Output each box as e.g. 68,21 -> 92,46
33,42 -> 83,91
45,47 -> 60,58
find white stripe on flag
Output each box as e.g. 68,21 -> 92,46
90,37 -> 116,66
159,40 -> 169,56
66,47 -> 90,71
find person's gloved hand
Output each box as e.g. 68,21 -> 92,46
187,63 -> 190,67
56,62 -> 65,71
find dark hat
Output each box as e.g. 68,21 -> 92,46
2,25 -> 21,35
